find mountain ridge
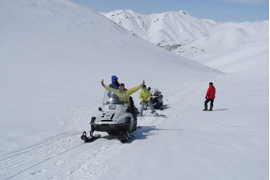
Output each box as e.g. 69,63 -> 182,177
101,10 -> 268,49
101,10 -> 220,46
101,9 -> 269,73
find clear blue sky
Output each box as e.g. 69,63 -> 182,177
70,0 -> 269,22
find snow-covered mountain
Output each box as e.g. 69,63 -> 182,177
0,1 -> 268,180
101,10 -> 269,73
101,10 -> 219,46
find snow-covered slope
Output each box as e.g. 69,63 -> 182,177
0,1 -> 268,180
181,20 -> 269,73
0,0 -> 216,154
101,10 -> 269,73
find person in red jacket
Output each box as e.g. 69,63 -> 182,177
203,82 -> 216,111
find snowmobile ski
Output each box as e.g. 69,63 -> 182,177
158,114 -> 167,118
139,113 -> 167,118
153,112 -> 167,118
81,131 -> 101,143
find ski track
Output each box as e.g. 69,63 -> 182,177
0,81 -> 210,180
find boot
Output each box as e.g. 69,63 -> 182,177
203,105 -> 208,111
209,105 -> 213,111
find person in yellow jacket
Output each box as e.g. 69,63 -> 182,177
101,79 -> 144,119
139,85 -> 156,116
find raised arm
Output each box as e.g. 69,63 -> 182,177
126,80 -> 145,96
101,79 -> 114,91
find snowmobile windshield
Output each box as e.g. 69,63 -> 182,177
102,90 -> 127,105
150,88 -> 161,96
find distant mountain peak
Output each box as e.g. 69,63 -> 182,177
101,10 -> 218,47
100,10 -> 268,60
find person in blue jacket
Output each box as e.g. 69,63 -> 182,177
109,75 -> 120,89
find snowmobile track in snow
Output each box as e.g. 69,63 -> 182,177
0,81 -> 210,180
0,132 -> 83,179
0,115 -> 169,180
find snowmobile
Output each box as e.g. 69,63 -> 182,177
144,88 -> 164,110
81,90 -> 137,143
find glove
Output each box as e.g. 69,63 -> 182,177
142,79 -> 145,86
101,79 -> 104,86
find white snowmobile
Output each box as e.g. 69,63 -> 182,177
81,90 -> 137,143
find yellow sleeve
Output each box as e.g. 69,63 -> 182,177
139,90 -> 144,101
127,85 -> 142,96
146,91 -> 151,101
102,85 -> 114,91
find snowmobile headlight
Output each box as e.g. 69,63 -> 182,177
109,104 -> 116,110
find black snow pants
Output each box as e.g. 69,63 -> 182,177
204,98 -> 214,107
128,96 -> 137,120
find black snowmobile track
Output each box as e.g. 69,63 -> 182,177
118,131 -> 135,143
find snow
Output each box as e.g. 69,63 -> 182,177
0,0 -> 268,180
102,10 -> 269,73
